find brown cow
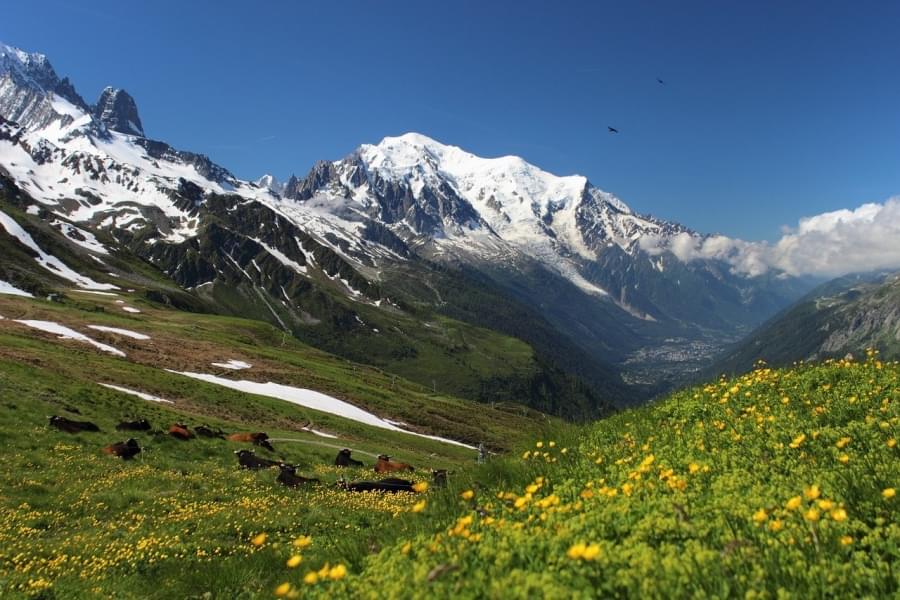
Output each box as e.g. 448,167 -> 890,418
374,454 -> 414,473
102,438 -> 141,460
227,432 -> 274,452
168,423 -> 194,440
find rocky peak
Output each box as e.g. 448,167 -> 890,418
93,87 -> 143,136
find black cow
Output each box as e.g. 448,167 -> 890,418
334,448 -> 364,467
103,438 -> 141,460
431,469 -> 449,487
116,419 -> 151,432
276,463 -> 320,487
49,415 -> 100,433
234,449 -> 279,470
194,425 -> 225,438
340,477 -> 416,493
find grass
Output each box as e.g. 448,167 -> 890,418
0,288 -> 897,598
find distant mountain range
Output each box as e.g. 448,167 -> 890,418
0,41 -> 818,416
708,271 -> 900,374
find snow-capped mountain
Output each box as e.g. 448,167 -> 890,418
0,41 -> 812,397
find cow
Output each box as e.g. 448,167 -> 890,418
49,415 -> 100,433
194,425 -> 225,438
227,432 -> 274,452
334,448 -> 365,467
234,449 -> 280,470
339,477 -> 416,493
431,469 -> 449,487
168,423 -> 194,440
102,438 -> 141,460
116,419 -> 151,432
374,454 -> 414,473
276,463 -> 320,487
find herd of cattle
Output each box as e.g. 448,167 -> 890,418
48,415 -> 448,492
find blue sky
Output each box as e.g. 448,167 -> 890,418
3,0 -> 899,240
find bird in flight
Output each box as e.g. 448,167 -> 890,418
657,77 -> 666,85
608,126 -> 619,134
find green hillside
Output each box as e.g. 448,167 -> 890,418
1,334 -> 896,597
709,272 -> 900,376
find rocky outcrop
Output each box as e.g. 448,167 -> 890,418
93,87 -> 143,136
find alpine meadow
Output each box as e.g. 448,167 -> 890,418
0,2 -> 898,598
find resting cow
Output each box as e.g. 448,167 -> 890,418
194,425 -> 225,438
116,419 -> 151,431
227,432 -> 274,452
49,415 -> 100,433
168,423 -> 194,440
431,469 -> 449,487
102,438 -> 141,460
234,449 -> 280,470
276,463 -> 320,487
340,477 -> 416,493
374,454 -> 414,473
334,448 -> 364,467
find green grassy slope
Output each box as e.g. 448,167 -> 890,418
1,335 -> 896,597
331,355 -> 899,598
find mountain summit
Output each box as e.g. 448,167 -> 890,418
93,87 -> 143,136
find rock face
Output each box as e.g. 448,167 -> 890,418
93,87 -> 143,136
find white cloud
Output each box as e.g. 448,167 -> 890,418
640,197 -> 900,278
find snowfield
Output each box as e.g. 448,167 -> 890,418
211,359 -> 252,370
168,370 -> 476,449
0,280 -> 33,297
14,320 -> 125,357
87,325 -> 151,340
0,210 -> 118,291
98,383 -> 173,404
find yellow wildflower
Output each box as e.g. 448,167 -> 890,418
786,496 -> 803,510
250,533 -> 267,547
412,482 -> 428,493
275,582 -> 291,597
286,555 -> 303,568
804,508 -> 820,522
411,500 -> 427,513
830,508 -> 847,522
789,434 -> 806,449
836,437 -> 851,449
329,564 -> 347,580
888,438 -> 897,448
401,542 -> 412,555
840,535 -> 853,546
752,509 -> 768,523
838,454 -> 850,464
769,519 -> 784,532
883,488 -> 896,500
461,490 -> 475,500
567,542 -> 586,559
303,572 -> 319,585
536,441 -> 544,448
804,485 -> 821,500
293,536 -> 312,549
582,543 -> 601,560
548,441 -> 556,447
